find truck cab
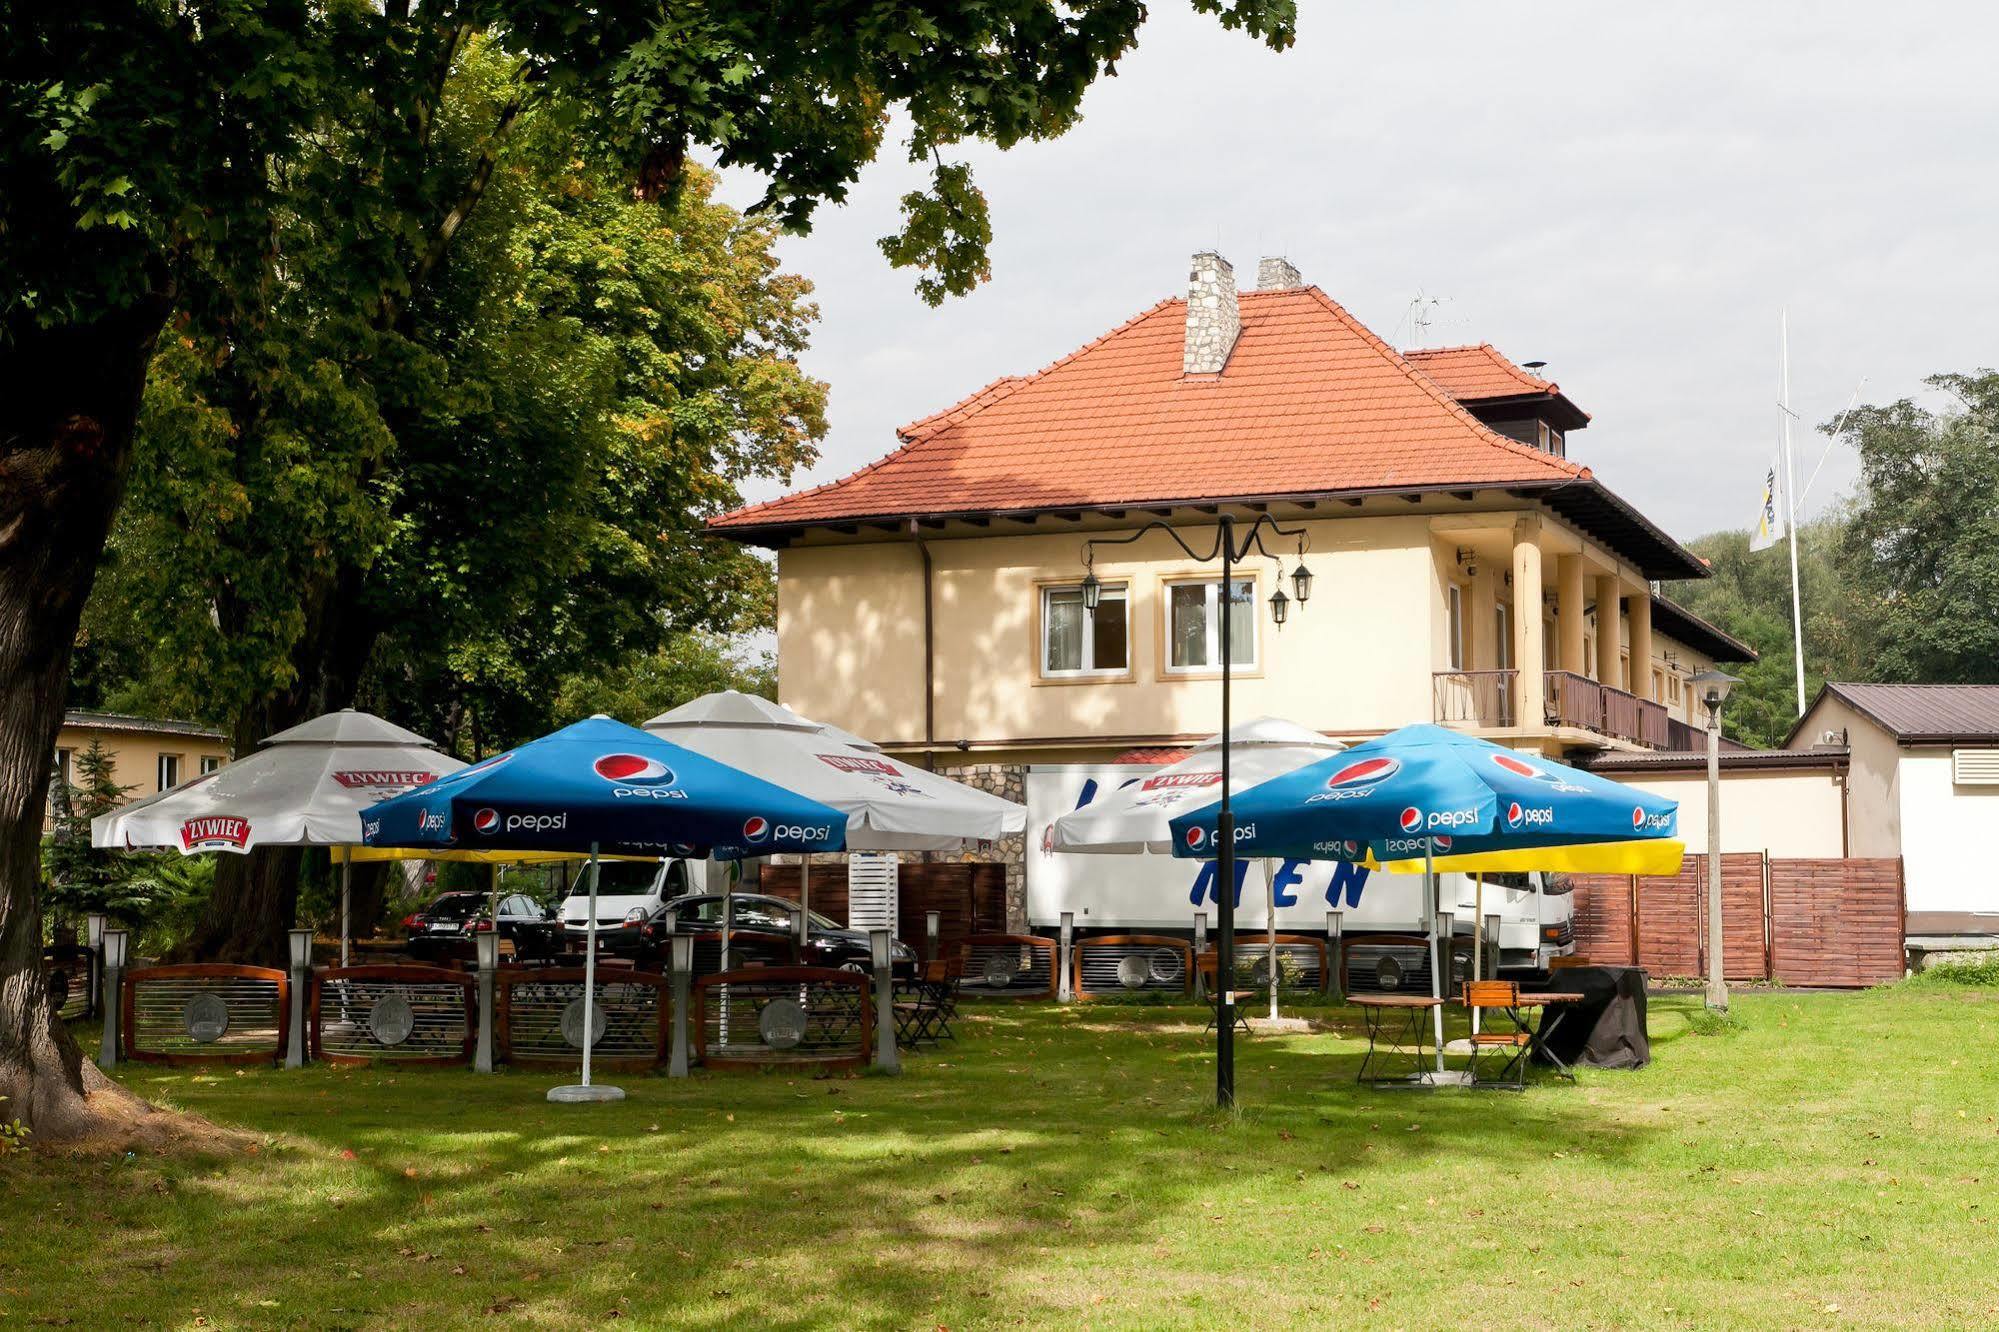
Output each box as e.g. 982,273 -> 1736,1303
557,857 -> 707,954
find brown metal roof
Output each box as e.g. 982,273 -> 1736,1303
1802,683 -> 1999,744
1579,747 -> 1842,774
1648,594 -> 1758,664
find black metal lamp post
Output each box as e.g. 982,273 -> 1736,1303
1082,513 -> 1312,1108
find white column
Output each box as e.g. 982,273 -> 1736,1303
1512,520 -> 1544,729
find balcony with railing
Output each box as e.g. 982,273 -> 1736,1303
1432,669 -> 1671,749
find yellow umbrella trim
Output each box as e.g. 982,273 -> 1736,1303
1371,839 -> 1685,876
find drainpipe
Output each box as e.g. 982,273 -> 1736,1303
908,518 -> 936,771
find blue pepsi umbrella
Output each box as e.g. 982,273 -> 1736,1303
1168,724 -> 1680,1078
1168,724 -> 1679,872
360,715 -> 846,860
361,716 -> 845,1102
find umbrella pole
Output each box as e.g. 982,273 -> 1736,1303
581,843 -> 600,1087
1471,873 -> 1485,1037
340,852 -> 352,969
1426,839 -> 1445,1075
1265,858 -> 1279,1023
799,857 -> 811,958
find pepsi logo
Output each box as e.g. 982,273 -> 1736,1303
1506,800 -> 1524,829
1184,826 -> 1207,849
594,753 -> 675,785
1632,805 -> 1645,830
1434,835 -> 1453,852
1399,807 -> 1422,832
743,816 -> 771,843
473,808 -> 500,834
1325,756 -> 1401,789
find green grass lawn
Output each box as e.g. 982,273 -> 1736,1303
6,987 -> 1999,1330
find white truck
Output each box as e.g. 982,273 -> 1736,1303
1026,764 -> 1573,990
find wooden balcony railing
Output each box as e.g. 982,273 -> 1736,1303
1543,670 -> 1604,733
1434,668 -> 1671,750
1636,698 -> 1671,750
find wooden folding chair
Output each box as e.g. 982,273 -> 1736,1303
1462,979 -> 1530,1090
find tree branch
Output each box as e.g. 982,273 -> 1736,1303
402,95 -> 520,307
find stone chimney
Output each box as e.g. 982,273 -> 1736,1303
1183,251 -> 1241,375
1257,255 -> 1304,290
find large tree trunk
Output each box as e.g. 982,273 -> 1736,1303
177,562 -> 381,965
0,302 -> 169,1141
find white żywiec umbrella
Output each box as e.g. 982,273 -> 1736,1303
1050,716 -> 1344,1019
643,691 -> 1026,943
92,709 -> 464,964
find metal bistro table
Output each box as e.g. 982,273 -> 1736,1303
1514,991 -> 1585,1081
1351,994 -> 1445,1087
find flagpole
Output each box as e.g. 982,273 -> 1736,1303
1781,311 -> 1806,716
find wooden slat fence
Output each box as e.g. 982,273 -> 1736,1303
1566,855 -> 1904,987
759,861 -> 1008,956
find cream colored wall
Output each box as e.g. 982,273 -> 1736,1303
1787,695 -> 1901,858
776,542 -> 929,745
1599,767 -> 1846,857
777,516 -> 1440,745
48,724 -> 232,829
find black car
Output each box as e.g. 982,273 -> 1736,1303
637,892 -> 916,977
404,890 -> 563,963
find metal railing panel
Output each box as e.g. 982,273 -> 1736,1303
122,964 -> 287,1065
312,965 -> 474,1066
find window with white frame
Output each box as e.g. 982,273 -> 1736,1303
156,753 -> 181,792
1041,582 -> 1128,677
200,755 -> 223,775
1166,578 -> 1257,673
1494,603 -> 1513,671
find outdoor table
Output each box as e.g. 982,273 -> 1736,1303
1350,994 -> 1444,1086
1531,966 -> 1651,1070
1514,992 -> 1585,1080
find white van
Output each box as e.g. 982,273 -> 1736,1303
557,857 -> 709,954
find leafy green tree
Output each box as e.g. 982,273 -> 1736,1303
1835,371 -> 1999,684
1667,518 -> 1870,748
40,741 -> 135,927
553,633 -> 778,727
5,5 -> 1296,1138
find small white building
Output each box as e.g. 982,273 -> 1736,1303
1785,683 -> 1999,947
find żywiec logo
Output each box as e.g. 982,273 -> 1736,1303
816,753 -> 899,776
595,753 -> 690,801
331,770 -> 438,790
179,817 -> 249,852
1140,772 -> 1223,792
1305,756 -> 1401,805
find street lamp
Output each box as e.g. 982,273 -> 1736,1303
1691,668 -> 1739,1013
1080,513 -> 1312,1108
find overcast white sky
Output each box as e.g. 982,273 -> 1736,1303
717,2 -> 1998,542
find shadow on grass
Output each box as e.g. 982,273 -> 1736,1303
15,1001 -> 1668,1330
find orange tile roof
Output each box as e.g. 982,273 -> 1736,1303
1403,343 -> 1563,402
711,288 -> 1589,532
